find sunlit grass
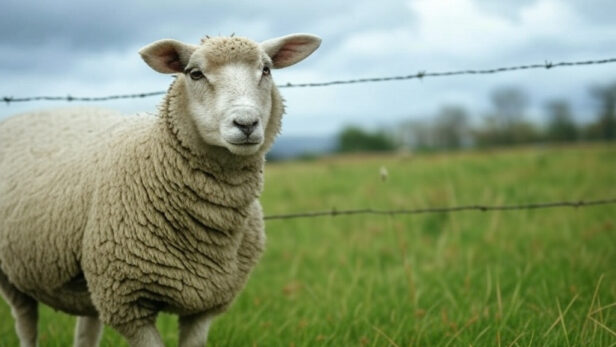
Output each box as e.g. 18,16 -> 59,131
1,143 -> 615,346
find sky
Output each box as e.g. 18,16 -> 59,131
1,0 -> 615,136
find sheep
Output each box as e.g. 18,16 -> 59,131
0,33 -> 321,347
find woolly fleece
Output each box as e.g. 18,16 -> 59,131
0,36 -> 285,337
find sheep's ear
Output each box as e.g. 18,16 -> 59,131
139,39 -> 197,74
260,34 -> 321,69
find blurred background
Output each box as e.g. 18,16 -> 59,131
2,1 -> 616,346
1,0 -> 615,159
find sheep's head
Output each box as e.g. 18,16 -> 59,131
139,34 -> 321,156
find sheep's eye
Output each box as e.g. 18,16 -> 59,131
262,66 -> 271,76
189,70 -> 204,81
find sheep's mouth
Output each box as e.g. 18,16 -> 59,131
228,140 -> 261,146
225,140 -> 263,156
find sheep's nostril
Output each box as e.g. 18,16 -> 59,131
233,119 -> 258,136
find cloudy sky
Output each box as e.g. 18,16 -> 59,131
1,0 -> 615,136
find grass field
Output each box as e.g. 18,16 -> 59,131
1,143 -> 615,346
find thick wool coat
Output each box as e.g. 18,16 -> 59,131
0,64 -> 284,334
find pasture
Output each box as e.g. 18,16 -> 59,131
1,143 -> 615,346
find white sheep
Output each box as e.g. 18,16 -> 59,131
0,33 -> 321,347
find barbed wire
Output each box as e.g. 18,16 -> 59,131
3,57 -> 616,104
263,197 -> 616,220
278,57 -> 616,88
2,91 -> 166,104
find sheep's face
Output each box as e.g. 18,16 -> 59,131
182,39 -> 274,156
140,34 -> 321,156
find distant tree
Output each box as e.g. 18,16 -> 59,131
509,121 -> 541,144
336,126 -> 396,153
394,119 -> 434,151
545,100 -> 578,142
491,86 -> 528,126
474,86 -> 539,147
432,105 -> 471,149
472,115 -> 503,147
586,82 -> 616,141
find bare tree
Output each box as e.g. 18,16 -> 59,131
491,86 -> 529,127
587,82 -> 616,140
545,99 -> 578,142
432,105 -> 471,149
476,86 -> 538,146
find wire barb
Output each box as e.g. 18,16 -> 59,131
3,57 -> 616,103
263,198 -> 616,220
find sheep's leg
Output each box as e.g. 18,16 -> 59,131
9,297 -> 38,347
0,271 -> 38,347
124,323 -> 164,347
114,321 -> 164,347
73,316 -> 103,347
179,312 -> 214,347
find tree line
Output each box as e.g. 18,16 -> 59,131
337,81 -> 616,153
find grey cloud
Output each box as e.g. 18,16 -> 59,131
0,0 -> 360,73
0,0 -> 413,78
0,1 -> 312,48
0,0 -> 412,51
0,0 -> 226,51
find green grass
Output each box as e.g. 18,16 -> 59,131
1,143 -> 615,346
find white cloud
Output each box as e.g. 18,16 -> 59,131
410,0 -> 519,57
333,0 -> 594,62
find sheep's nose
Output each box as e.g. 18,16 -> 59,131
233,119 -> 259,136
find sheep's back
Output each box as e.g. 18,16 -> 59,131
0,107 -> 133,294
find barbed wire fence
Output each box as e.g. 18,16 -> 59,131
263,198 -> 616,220
3,56 -> 615,219
3,57 -> 616,104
